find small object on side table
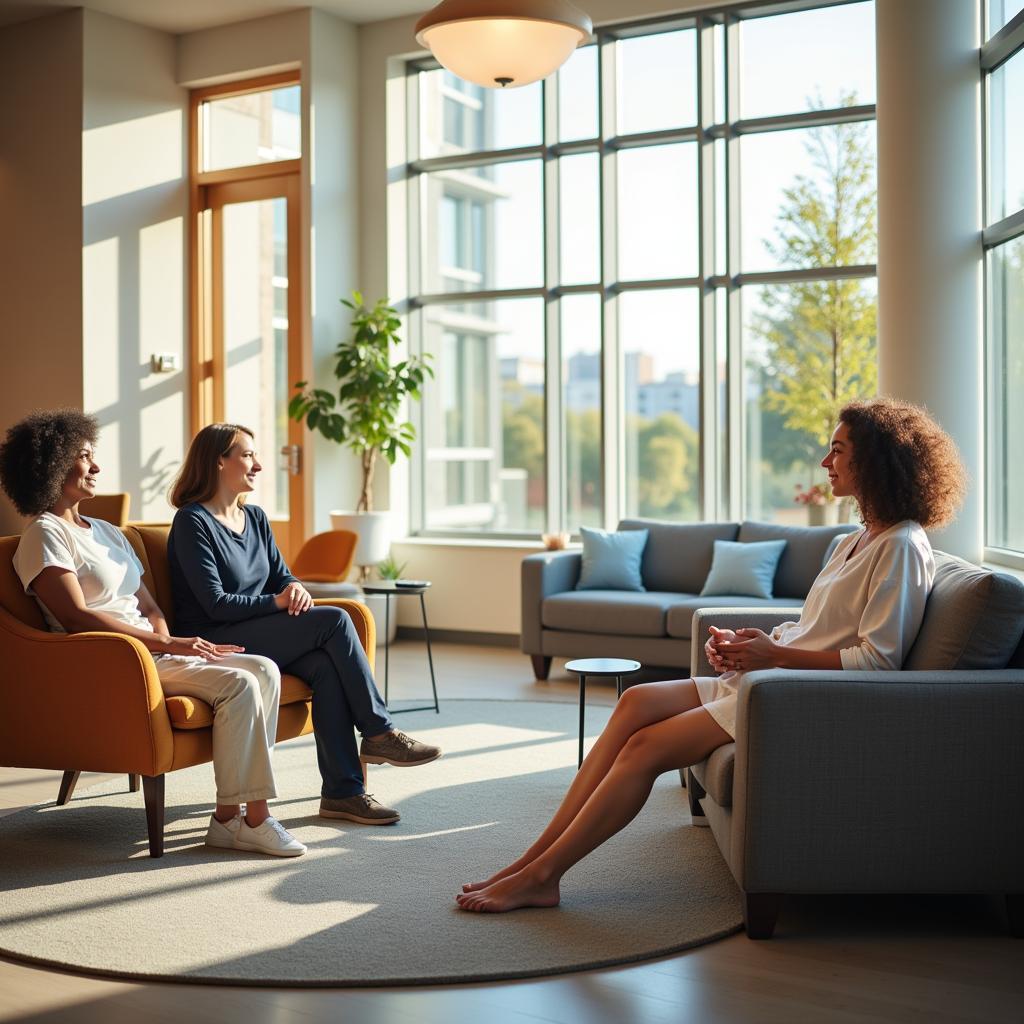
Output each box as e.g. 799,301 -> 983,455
564,657 -> 641,769
361,580 -> 439,714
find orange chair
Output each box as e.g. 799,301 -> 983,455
79,492 -> 130,527
0,525 -> 374,858
289,529 -> 358,582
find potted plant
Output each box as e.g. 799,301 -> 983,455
289,292 -> 432,579
377,554 -> 408,581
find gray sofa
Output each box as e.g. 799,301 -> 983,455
686,551 -> 1024,939
521,518 -> 858,679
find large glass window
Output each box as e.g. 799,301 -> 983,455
983,12 -> 1024,564
405,1 -> 877,537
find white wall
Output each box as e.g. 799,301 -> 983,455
0,10 -> 84,535
82,9 -> 189,522
308,8 -> 364,533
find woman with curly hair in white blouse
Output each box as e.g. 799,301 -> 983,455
457,397 -> 966,913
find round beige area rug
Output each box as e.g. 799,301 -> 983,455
0,700 -> 741,986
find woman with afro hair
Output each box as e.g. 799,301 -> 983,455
0,409 -> 306,858
456,397 -> 966,913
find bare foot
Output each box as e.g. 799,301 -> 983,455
461,860 -> 524,893
455,867 -> 560,913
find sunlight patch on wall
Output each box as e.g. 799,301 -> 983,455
83,237 -> 119,413
140,391 -> 184,522
139,216 -> 183,392
83,109 -> 183,207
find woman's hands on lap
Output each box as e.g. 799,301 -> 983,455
275,581 -> 313,616
704,626 -> 737,674
715,628 -> 782,672
160,636 -> 246,661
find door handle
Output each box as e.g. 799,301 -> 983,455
280,444 -> 301,475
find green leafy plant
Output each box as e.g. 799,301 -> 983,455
377,554 -> 408,581
288,292 -> 433,512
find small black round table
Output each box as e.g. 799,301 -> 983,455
362,581 -> 439,714
565,657 -> 641,769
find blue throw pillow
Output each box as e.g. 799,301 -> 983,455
700,539 -> 787,600
576,527 -> 649,592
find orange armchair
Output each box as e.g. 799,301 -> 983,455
289,529 -> 358,582
0,526 -> 374,858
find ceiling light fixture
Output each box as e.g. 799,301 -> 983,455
414,0 -> 593,90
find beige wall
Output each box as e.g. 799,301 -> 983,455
0,10 -> 85,535
307,8 -> 365,533
82,9 -> 189,522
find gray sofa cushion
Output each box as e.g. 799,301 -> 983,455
691,743 -> 736,807
666,594 -> 803,639
737,521 -> 859,598
542,591 -> 691,637
904,552 -> 1024,670
619,519 -> 739,594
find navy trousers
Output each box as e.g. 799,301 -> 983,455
204,607 -> 393,799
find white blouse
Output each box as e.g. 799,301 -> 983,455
771,521 -> 935,672
694,520 -> 935,738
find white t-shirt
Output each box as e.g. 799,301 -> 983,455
13,512 -> 154,634
771,520 -> 935,672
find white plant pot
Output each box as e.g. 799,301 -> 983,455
361,592 -> 399,646
329,510 -> 391,568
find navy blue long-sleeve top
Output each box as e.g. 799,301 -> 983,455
168,502 -> 297,634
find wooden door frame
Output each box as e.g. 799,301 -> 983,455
189,71 -> 309,558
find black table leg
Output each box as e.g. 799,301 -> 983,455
615,675 -> 623,699
383,594 -> 391,704
578,674 -> 587,769
419,592 -> 440,713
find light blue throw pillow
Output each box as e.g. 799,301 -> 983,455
700,539 -> 787,600
576,527 -> 649,592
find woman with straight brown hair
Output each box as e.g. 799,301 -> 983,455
168,423 -> 441,827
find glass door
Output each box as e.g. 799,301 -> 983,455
204,174 -> 304,558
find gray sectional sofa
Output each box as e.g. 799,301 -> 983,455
686,551 -> 1024,939
521,518 -> 858,679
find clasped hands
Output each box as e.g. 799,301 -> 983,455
704,625 -> 782,674
275,581 -> 314,616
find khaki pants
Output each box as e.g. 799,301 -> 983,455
155,653 -> 280,805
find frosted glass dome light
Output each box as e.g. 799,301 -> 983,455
415,0 -> 593,90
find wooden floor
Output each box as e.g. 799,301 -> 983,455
2,642 -> 1021,1024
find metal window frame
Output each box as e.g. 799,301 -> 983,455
981,3 -> 1024,568
404,0 -> 878,541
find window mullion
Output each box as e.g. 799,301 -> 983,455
543,75 -> 563,535
725,12 -> 743,524
600,31 -> 621,531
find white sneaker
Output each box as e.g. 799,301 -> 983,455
234,815 -> 307,857
206,813 -> 243,849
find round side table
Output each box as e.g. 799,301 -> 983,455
565,658 -> 641,769
361,581 -> 439,714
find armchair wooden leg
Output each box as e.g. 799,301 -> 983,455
530,655 -> 552,680
1007,894 -> 1024,938
128,774 -> 140,793
56,770 -> 81,806
142,774 -> 165,858
743,893 -> 783,939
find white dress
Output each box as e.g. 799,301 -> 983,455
693,521 -> 936,738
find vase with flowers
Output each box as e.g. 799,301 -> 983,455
794,482 -> 840,525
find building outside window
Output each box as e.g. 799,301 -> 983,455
404,0 -> 878,538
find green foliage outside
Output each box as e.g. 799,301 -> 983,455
749,97 -> 879,512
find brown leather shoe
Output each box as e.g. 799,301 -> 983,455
319,794 -> 400,825
360,730 -> 442,767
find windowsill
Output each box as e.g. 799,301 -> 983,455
393,536 -> 581,551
